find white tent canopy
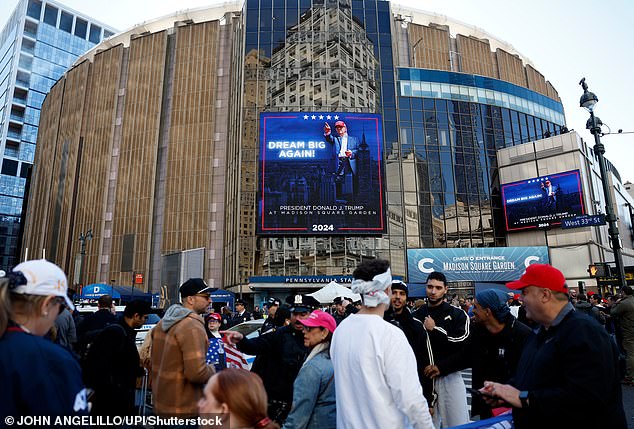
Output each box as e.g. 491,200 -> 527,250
308,281 -> 361,304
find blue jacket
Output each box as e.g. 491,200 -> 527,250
0,324 -> 89,420
282,348 -> 336,429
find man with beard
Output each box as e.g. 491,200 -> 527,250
224,294 -> 319,424
384,280 -> 435,414
412,272 -> 470,428
424,289 -> 531,419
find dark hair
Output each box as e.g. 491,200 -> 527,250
98,295 -> 113,308
123,299 -> 151,318
577,293 -> 587,302
426,271 -> 447,286
623,285 -> 633,296
590,293 -> 602,301
272,305 -> 291,327
352,259 -> 390,281
210,369 -> 279,429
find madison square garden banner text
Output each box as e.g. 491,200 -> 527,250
257,112 -> 386,235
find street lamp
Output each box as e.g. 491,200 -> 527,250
579,78 -> 627,290
78,229 -> 93,288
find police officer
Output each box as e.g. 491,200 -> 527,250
332,296 -> 358,325
229,299 -> 253,327
224,294 -> 320,424
261,297 -> 281,335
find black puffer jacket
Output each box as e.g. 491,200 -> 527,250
237,325 -> 308,403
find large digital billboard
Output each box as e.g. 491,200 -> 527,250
258,112 -> 385,235
502,169 -> 585,231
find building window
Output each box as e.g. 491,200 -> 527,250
59,11 -> 73,33
43,4 -> 58,26
74,18 -> 87,39
1,159 -> 19,176
104,29 -> 114,38
26,0 -> 42,20
89,24 -> 101,44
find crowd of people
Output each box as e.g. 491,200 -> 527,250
1,257 -> 632,429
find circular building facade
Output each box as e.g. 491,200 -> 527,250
23,0 -> 565,301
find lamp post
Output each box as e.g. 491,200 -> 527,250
78,229 -> 93,288
579,78 -> 627,290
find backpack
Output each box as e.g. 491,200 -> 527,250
80,323 -> 126,387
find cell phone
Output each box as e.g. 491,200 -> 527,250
467,388 -> 494,398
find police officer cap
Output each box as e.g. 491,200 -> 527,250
333,296 -> 345,305
235,298 -> 247,306
285,294 -> 320,312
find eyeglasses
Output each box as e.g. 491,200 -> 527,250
195,293 -> 211,299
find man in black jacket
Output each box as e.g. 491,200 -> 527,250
384,280 -> 435,411
224,294 -> 319,424
482,264 -> 627,429
84,300 -> 151,416
333,296 -> 358,325
425,289 -> 531,419
412,271 -> 470,428
229,299 -> 253,327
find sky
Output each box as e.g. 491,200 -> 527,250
2,0 -> 633,182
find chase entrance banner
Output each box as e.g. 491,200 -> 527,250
407,247 -> 550,283
258,112 -> 385,235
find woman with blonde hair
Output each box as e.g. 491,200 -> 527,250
0,259 -> 89,417
199,368 -> 279,429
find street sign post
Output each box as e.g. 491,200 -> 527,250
561,214 -> 606,229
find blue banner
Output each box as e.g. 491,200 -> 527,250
407,247 -> 550,283
501,169 -> 585,231
257,112 -> 385,235
447,413 -> 513,429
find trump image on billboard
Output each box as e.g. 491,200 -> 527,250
502,169 -> 585,231
258,112 -> 386,235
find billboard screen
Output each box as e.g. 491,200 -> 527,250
258,112 -> 385,235
501,169 -> 585,231
407,247 -> 550,283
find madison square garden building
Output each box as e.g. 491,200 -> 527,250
22,0 -> 575,299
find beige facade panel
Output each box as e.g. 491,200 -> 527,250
526,64 -> 548,96
163,22 -> 219,254
110,31 -> 167,285
23,80 -> 65,260
456,35 -> 495,78
408,24 -> 450,71
49,62 -> 90,268
495,49 -> 527,88
74,46 -> 124,284
546,81 -> 561,102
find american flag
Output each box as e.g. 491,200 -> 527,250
222,336 -> 250,369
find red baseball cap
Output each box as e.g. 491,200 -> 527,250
299,309 -> 337,333
205,313 -> 222,322
334,121 -> 346,128
507,264 -> 568,294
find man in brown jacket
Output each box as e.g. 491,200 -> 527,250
151,278 -> 215,417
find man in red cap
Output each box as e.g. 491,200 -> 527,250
480,264 -> 626,428
324,120 -> 360,199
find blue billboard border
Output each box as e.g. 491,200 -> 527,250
258,112 -> 386,235
501,169 -> 585,232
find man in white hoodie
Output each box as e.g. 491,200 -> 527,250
331,259 -> 434,429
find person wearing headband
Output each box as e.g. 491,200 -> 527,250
331,259 -> 433,429
0,259 -> 89,419
199,368 -> 279,429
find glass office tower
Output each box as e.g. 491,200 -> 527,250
0,0 -> 116,269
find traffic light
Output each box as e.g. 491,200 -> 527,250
588,263 -> 610,278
